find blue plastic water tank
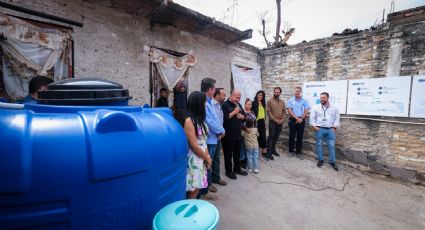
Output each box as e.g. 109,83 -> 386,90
0,78 -> 188,229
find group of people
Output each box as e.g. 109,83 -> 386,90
262,86 -> 340,171
20,75 -> 340,202
156,82 -> 188,110
172,78 -> 341,200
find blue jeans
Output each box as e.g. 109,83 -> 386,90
315,128 -> 336,163
199,144 -> 216,197
246,148 -> 259,170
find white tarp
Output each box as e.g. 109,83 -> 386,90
231,64 -> 262,105
2,55 -> 34,99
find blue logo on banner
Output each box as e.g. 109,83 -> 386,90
419,79 -> 425,83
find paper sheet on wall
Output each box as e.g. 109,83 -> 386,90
410,75 -> 425,118
347,76 -> 411,117
303,80 -> 348,114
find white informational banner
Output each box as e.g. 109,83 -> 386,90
231,64 -> 262,105
410,75 -> 425,118
303,80 -> 348,114
347,76 -> 411,117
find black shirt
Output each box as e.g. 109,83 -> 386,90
156,97 -> 169,108
222,99 -> 245,141
173,92 -> 187,109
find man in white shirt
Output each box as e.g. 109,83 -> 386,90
309,92 -> 340,171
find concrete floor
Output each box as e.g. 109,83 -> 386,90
209,152 -> 425,230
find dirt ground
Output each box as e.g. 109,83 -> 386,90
209,151 -> 425,230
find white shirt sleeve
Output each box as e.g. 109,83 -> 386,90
333,107 -> 340,127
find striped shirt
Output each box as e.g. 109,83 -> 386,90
245,111 -> 257,127
309,103 -> 340,128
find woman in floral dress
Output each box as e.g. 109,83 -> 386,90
181,91 -> 212,199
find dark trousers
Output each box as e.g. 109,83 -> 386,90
212,140 -> 222,182
222,137 -> 241,173
257,119 -> 267,149
267,121 -> 282,155
288,118 -> 306,154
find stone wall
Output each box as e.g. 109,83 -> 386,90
0,0 -> 258,104
261,10 -> 425,183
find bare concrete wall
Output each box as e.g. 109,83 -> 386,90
1,0 -> 258,104
261,17 -> 425,182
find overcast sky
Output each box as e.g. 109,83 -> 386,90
174,0 -> 424,48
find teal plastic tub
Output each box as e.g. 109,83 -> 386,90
153,199 -> 219,230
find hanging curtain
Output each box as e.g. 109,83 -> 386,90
0,13 -> 71,100
149,48 -> 196,91
231,64 -> 262,105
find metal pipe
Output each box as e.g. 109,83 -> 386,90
0,1 -> 83,27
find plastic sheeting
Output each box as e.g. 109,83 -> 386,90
2,54 -> 33,99
231,64 -> 262,105
0,13 -> 71,100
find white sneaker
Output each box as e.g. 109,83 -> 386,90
248,169 -> 253,173
254,169 -> 259,174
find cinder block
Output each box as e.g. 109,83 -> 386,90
344,149 -> 355,161
390,166 -> 416,180
369,161 -> 387,174
416,173 -> 425,182
367,154 -> 377,161
346,150 -> 368,166
335,146 -> 346,160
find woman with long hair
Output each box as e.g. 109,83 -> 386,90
178,91 -> 212,199
252,90 -> 268,158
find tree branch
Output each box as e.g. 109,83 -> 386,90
274,0 -> 282,46
257,11 -> 271,48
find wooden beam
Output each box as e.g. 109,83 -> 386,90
0,1 -> 82,27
